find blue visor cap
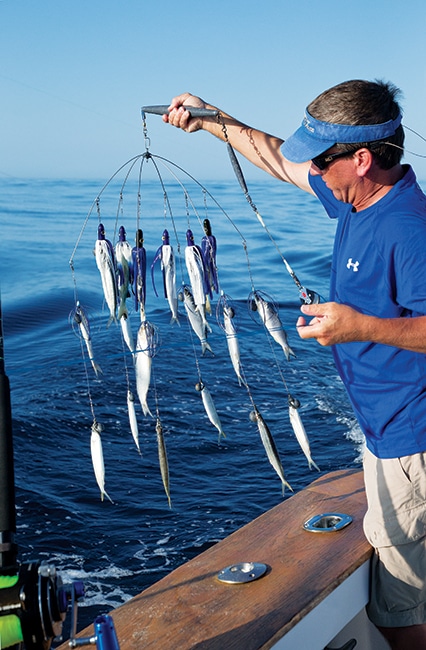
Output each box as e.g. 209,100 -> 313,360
281,110 -> 402,163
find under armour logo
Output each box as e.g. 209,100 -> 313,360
346,258 -> 360,272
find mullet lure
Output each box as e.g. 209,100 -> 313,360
132,228 -> 147,316
95,223 -> 118,326
201,218 -> 219,297
151,228 -> 179,325
115,225 -> 133,319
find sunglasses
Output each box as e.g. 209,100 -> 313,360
311,150 -> 353,171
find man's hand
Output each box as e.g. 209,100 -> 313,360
296,302 -> 369,346
163,93 -> 208,133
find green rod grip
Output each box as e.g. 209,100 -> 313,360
0,575 -> 18,588
0,614 -> 24,648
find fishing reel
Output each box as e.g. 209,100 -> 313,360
0,561 -> 120,649
0,560 -> 83,649
298,286 -> 321,305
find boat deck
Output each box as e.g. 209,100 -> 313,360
59,469 -> 372,649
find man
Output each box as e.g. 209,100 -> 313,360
163,80 -> 426,649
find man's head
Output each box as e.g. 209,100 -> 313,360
282,80 -> 404,170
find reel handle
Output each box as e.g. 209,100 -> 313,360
69,614 -> 120,649
141,104 -> 218,118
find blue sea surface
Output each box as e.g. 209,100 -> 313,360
1,163 -> 364,642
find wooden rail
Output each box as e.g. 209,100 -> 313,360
58,469 -> 371,649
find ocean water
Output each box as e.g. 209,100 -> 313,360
1,160 -> 364,643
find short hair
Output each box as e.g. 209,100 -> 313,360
307,80 -> 404,169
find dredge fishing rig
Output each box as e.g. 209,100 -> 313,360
0,299 -> 120,650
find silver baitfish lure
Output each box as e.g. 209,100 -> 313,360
195,380 -> 226,442
90,419 -> 113,503
250,406 -> 293,494
179,285 -> 213,355
288,395 -> 320,471
151,229 -> 179,325
249,290 -> 296,361
95,223 -> 118,327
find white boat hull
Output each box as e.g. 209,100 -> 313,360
273,560 -> 390,649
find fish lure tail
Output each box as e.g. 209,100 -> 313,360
236,368 -> 247,388
217,428 -> 226,443
141,401 -> 154,418
90,358 -> 103,378
106,313 -> 117,329
284,344 -> 297,362
282,476 -> 293,493
118,297 -> 129,321
201,339 -> 214,356
213,418 -> 226,443
308,457 -> 321,472
101,488 -> 114,504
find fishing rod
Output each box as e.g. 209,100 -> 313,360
142,104 -> 321,305
0,297 -> 17,573
219,135 -> 321,305
0,293 -> 120,649
141,105 -> 219,119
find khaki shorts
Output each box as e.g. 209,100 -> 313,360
363,447 -> 426,628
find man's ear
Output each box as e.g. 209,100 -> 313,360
353,148 -> 374,177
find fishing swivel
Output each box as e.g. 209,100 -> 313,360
141,109 -> 151,153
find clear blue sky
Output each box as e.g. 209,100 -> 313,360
1,0 -> 426,180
